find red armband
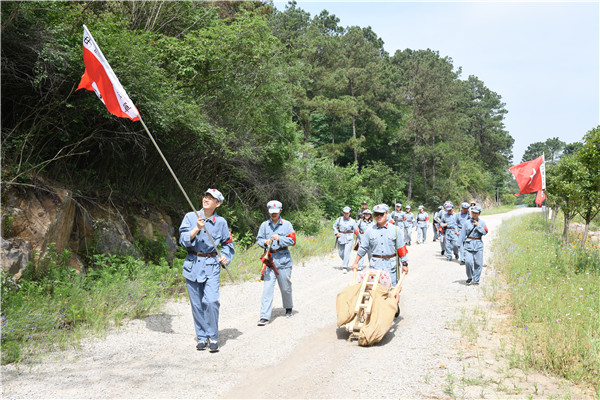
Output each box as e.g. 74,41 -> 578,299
286,232 -> 297,245
397,244 -> 408,258
484,226 -> 488,233
224,231 -> 233,244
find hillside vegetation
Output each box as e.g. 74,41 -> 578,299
2,1 -> 515,235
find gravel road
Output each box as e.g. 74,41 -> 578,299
2,207 -> 594,399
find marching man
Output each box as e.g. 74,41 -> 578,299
333,206 -> 359,274
351,204 -> 408,287
179,189 -> 235,353
457,202 -> 472,265
403,205 -> 416,245
356,209 -> 374,270
416,205 -> 429,244
441,201 -> 460,261
256,200 -> 297,326
458,205 -> 488,285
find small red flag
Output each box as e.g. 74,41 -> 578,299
534,190 -> 546,206
509,155 -> 546,196
77,25 -> 140,121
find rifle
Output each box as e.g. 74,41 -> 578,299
259,242 -> 279,281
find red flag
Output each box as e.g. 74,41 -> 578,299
509,155 -> 545,196
77,25 -> 140,121
535,190 -> 546,206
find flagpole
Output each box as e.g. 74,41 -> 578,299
137,115 -> 235,282
543,152 -> 548,244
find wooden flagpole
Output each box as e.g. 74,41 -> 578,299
138,116 -> 235,282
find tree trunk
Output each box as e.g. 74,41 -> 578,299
431,134 -> 436,189
422,154 -> 428,203
551,208 -> 558,232
408,130 -> 419,201
562,214 -> 570,243
582,222 -> 590,249
352,114 -> 357,163
303,117 -> 310,142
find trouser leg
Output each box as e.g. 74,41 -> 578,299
276,268 -> 293,309
464,250 -> 474,280
444,234 -> 453,260
202,275 -> 220,341
342,243 -> 352,269
337,242 -> 345,261
473,249 -> 484,283
186,279 -> 207,341
260,267 -> 277,320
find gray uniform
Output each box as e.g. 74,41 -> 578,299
458,218 -> 488,283
256,218 -> 296,321
433,209 -> 443,241
441,211 -> 460,260
403,211 -> 416,245
357,221 -> 408,286
416,211 -> 429,243
357,218 -> 374,269
457,211 -> 471,262
333,217 -> 358,271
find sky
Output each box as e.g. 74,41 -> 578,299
273,1 -> 599,163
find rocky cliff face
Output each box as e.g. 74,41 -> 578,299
1,182 -> 178,277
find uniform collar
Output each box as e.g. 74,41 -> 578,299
270,217 -> 284,226
199,210 -> 217,223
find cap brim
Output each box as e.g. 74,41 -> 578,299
268,208 -> 281,213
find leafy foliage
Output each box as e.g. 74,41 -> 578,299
2,0 -> 516,239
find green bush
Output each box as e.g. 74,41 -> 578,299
1,244 -> 180,365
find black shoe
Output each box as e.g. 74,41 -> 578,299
466,278 -> 472,285
208,340 -> 219,353
441,250 -> 445,255
394,307 -> 400,318
196,340 -> 208,351
460,261 -> 465,265
257,318 -> 269,326
285,308 -> 293,318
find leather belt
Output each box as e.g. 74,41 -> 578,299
372,254 -> 396,259
339,231 -> 354,234
270,247 -> 288,253
191,252 -> 217,257
467,237 -> 481,240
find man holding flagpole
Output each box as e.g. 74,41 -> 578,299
179,189 -> 234,352
77,26 -> 236,352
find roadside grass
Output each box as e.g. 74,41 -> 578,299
484,205 -> 520,215
1,225 -> 335,365
1,251 -> 181,365
491,212 -> 600,394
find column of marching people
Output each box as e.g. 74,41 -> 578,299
333,199 -> 488,286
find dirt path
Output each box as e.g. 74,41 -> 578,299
2,208 -> 595,399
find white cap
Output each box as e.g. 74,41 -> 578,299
267,200 -> 283,213
373,204 -> 389,213
343,206 -> 351,213
205,188 -> 224,203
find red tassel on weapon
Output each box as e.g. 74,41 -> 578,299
259,250 -> 279,281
